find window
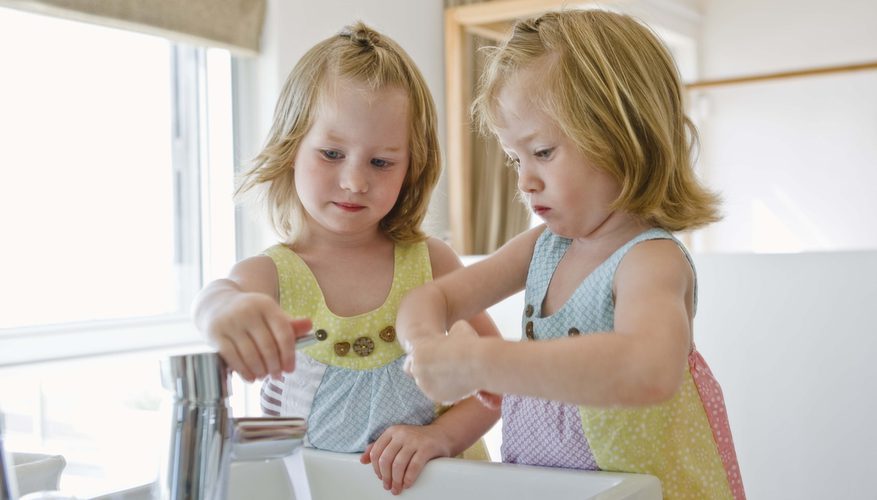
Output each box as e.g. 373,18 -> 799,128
0,7 -> 238,496
0,7 -> 236,362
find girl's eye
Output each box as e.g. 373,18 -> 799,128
534,148 -> 554,160
371,158 -> 391,168
321,149 -> 343,160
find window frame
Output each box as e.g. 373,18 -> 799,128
0,41 -> 233,366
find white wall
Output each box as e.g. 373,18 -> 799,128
686,4 -> 877,494
235,0 -> 447,258
694,0 -> 877,253
693,251 -> 877,499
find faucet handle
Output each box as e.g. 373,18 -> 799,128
231,417 -> 307,462
233,417 -> 307,442
160,351 -> 229,403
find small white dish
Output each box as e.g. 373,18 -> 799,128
12,452 -> 67,496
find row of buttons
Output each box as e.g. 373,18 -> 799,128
524,304 -> 581,340
313,325 -> 397,357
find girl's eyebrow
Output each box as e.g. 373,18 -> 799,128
324,131 -> 346,143
519,131 -> 540,144
322,130 -> 405,153
503,130 -> 541,148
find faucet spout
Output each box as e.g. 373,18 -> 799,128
159,353 -> 305,500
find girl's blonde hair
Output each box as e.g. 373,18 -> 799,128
473,9 -> 720,231
237,22 -> 441,244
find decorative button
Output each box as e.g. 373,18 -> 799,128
568,327 -> 580,336
525,304 -> 534,317
334,342 -> 350,356
525,321 -> 535,340
315,329 -> 328,341
379,326 -> 396,343
353,337 -> 375,356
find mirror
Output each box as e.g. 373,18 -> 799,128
444,0 -> 877,254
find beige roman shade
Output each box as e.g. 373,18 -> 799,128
0,0 -> 266,55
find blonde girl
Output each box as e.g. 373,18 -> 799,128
193,22 -> 499,495
398,10 -> 745,499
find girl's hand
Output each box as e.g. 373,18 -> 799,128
359,424 -> 452,495
404,321 -> 482,404
205,292 -> 312,381
475,390 -> 503,409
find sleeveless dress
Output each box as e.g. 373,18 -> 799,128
260,241 -> 487,459
501,228 -> 745,499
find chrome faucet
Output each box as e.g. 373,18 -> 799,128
159,351 -> 307,500
0,410 -> 18,500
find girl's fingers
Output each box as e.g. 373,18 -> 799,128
475,390 -> 503,409
390,446 -> 416,495
233,329 -> 268,380
368,434 -> 391,479
401,451 -> 428,492
378,439 -> 404,490
215,337 -> 256,382
403,352 -> 415,377
447,320 -> 478,338
360,442 -> 375,464
265,313 -> 296,374
290,317 -> 313,337
249,318 -> 282,378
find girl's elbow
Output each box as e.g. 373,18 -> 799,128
630,366 -> 684,405
624,337 -> 688,405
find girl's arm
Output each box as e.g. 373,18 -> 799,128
394,228 -> 539,404
422,236 -> 513,340
192,256 -> 311,381
361,235 -> 531,495
419,237 -> 505,443
411,239 -> 694,406
396,226 -> 543,347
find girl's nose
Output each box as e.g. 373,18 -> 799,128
340,164 -> 368,193
516,161 -> 541,193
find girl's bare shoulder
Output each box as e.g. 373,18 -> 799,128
425,237 -> 463,279
228,254 -> 280,295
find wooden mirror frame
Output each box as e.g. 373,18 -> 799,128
444,0 -> 568,253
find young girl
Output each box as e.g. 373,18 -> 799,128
397,10 -> 745,500
192,22 -> 500,495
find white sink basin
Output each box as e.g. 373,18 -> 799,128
10,452 -> 66,497
93,447 -> 660,499
229,448 -> 661,500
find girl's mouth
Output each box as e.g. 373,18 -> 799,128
532,205 -> 550,216
334,202 -> 365,212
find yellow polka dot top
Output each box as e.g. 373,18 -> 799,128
263,241 -> 432,370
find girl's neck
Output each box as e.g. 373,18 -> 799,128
573,211 -> 650,247
293,222 -> 392,253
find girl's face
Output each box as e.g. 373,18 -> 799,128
293,78 -> 410,241
493,77 -> 623,240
